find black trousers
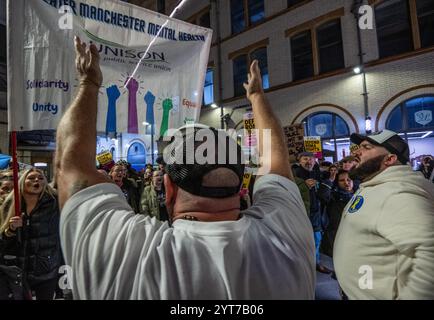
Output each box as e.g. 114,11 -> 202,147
0,266 -> 30,300
0,269 -> 57,300
30,278 -> 58,300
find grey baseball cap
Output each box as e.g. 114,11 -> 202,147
350,129 -> 410,164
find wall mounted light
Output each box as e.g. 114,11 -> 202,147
353,66 -> 362,74
365,116 -> 372,134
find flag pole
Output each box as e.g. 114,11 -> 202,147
11,131 -> 21,217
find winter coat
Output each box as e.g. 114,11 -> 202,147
0,193 -> 61,285
294,177 -> 310,215
140,185 -> 160,219
318,180 -> 353,232
120,178 -> 141,214
293,166 -> 322,231
334,165 -> 434,299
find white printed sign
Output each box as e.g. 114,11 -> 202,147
315,124 -> 327,136
7,0 -> 213,139
414,110 -> 432,126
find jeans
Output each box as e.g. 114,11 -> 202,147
314,231 -> 322,264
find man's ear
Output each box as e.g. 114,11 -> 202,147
384,154 -> 399,167
164,174 -> 177,206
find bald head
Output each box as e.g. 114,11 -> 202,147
201,167 -> 240,188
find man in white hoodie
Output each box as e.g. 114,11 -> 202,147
334,129 -> 434,299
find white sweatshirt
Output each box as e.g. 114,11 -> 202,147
60,174 -> 315,300
334,165 -> 434,300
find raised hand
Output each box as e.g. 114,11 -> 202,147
125,77 -> 139,93
160,98 -> 173,137
106,85 -> 121,135
144,91 -> 156,135
126,77 -> 139,133
243,60 -> 264,101
305,179 -> 317,190
74,36 -> 102,88
107,85 -> 121,100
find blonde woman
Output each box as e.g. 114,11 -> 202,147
0,168 -> 61,300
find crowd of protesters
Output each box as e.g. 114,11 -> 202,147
1,36 -> 433,300
1,144 -> 433,300
292,154 -> 361,273
0,158 -> 176,300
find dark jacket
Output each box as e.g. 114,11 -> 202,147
318,180 -> 353,231
293,166 -> 322,231
318,180 -> 353,256
0,193 -> 61,285
294,177 -> 310,215
417,164 -> 434,181
121,178 -> 141,214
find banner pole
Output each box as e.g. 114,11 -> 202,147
11,131 -> 21,217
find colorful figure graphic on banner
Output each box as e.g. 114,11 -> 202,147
160,98 -> 173,137
144,91 -> 156,135
105,85 -> 121,135
126,77 -> 139,133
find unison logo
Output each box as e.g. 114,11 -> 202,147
92,44 -> 167,63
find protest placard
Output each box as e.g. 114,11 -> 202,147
283,124 -> 305,162
304,136 -> 322,159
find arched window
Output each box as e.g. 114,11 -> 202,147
302,112 -> 350,162
127,142 -> 147,171
386,95 -> 434,166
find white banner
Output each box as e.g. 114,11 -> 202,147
7,0 -> 212,138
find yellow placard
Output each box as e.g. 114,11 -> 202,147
243,112 -> 257,150
350,144 -> 360,154
244,118 -> 255,131
303,136 -> 322,153
241,172 -> 252,190
96,151 -> 113,166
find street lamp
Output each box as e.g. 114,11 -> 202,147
353,66 -> 362,74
